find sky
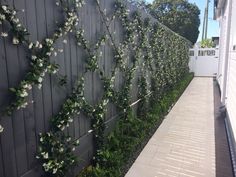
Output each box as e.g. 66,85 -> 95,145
145,0 -> 219,42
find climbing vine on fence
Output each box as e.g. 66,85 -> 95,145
0,0 -> 191,176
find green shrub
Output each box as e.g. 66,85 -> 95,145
79,73 -> 193,177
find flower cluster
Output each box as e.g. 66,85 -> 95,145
74,0 -> 85,8
37,132 -> 79,177
0,5 -> 29,44
36,77 -> 88,177
114,1 -> 138,45
56,0 -> 85,11
75,29 -> 108,72
2,8 -> 79,116
90,100 -> 108,158
50,78 -> 85,131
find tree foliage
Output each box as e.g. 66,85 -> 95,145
200,38 -> 214,48
150,0 -> 200,44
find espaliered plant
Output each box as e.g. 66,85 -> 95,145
0,4 -> 79,116
0,0 -> 191,176
37,78 -> 84,176
79,1 -> 191,176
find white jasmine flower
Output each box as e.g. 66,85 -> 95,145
60,126 -> 65,131
23,83 -> 32,90
21,102 -> 28,108
0,14 -> 6,21
38,84 -> 42,89
46,52 -> 51,56
28,42 -> 33,49
1,32 -> 8,37
31,55 -> 37,60
63,39 -> 67,44
35,41 -> 40,48
38,77 -> 43,83
45,38 -> 53,45
16,24 -> 21,28
58,49 -> 63,53
12,37 -> 19,44
0,124 -> 4,133
52,168 -> 57,174
13,18 -> 19,23
43,152 -> 48,159
52,69 -> 57,74
43,163 -> 49,171
20,90 -> 28,97
2,6 -> 7,11
59,147 -> 64,152
39,63 -> 43,67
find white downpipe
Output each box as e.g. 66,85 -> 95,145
222,0 -> 233,105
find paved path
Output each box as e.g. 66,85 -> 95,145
125,78 -> 233,177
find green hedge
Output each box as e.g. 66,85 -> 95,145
79,73 -> 194,177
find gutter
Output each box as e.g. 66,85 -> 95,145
225,111 -> 236,176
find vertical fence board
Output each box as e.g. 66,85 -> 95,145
41,0 -> 53,131
1,0 -> 21,172
33,0 -> 47,140
23,0 -> 39,170
0,138 -> 4,177
0,2 -> 14,177
0,68 -> 18,177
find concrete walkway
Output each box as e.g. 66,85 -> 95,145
125,77 -> 233,177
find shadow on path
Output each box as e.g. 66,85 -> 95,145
214,79 -> 234,177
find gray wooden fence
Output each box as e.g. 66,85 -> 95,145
0,0 -> 190,176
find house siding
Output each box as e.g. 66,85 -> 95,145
217,0 -> 236,166
226,0 -> 236,136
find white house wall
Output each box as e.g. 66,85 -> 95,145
217,0 -> 229,96
217,0 -> 236,148
226,0 -> 236,137
218,16 -> 226,91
